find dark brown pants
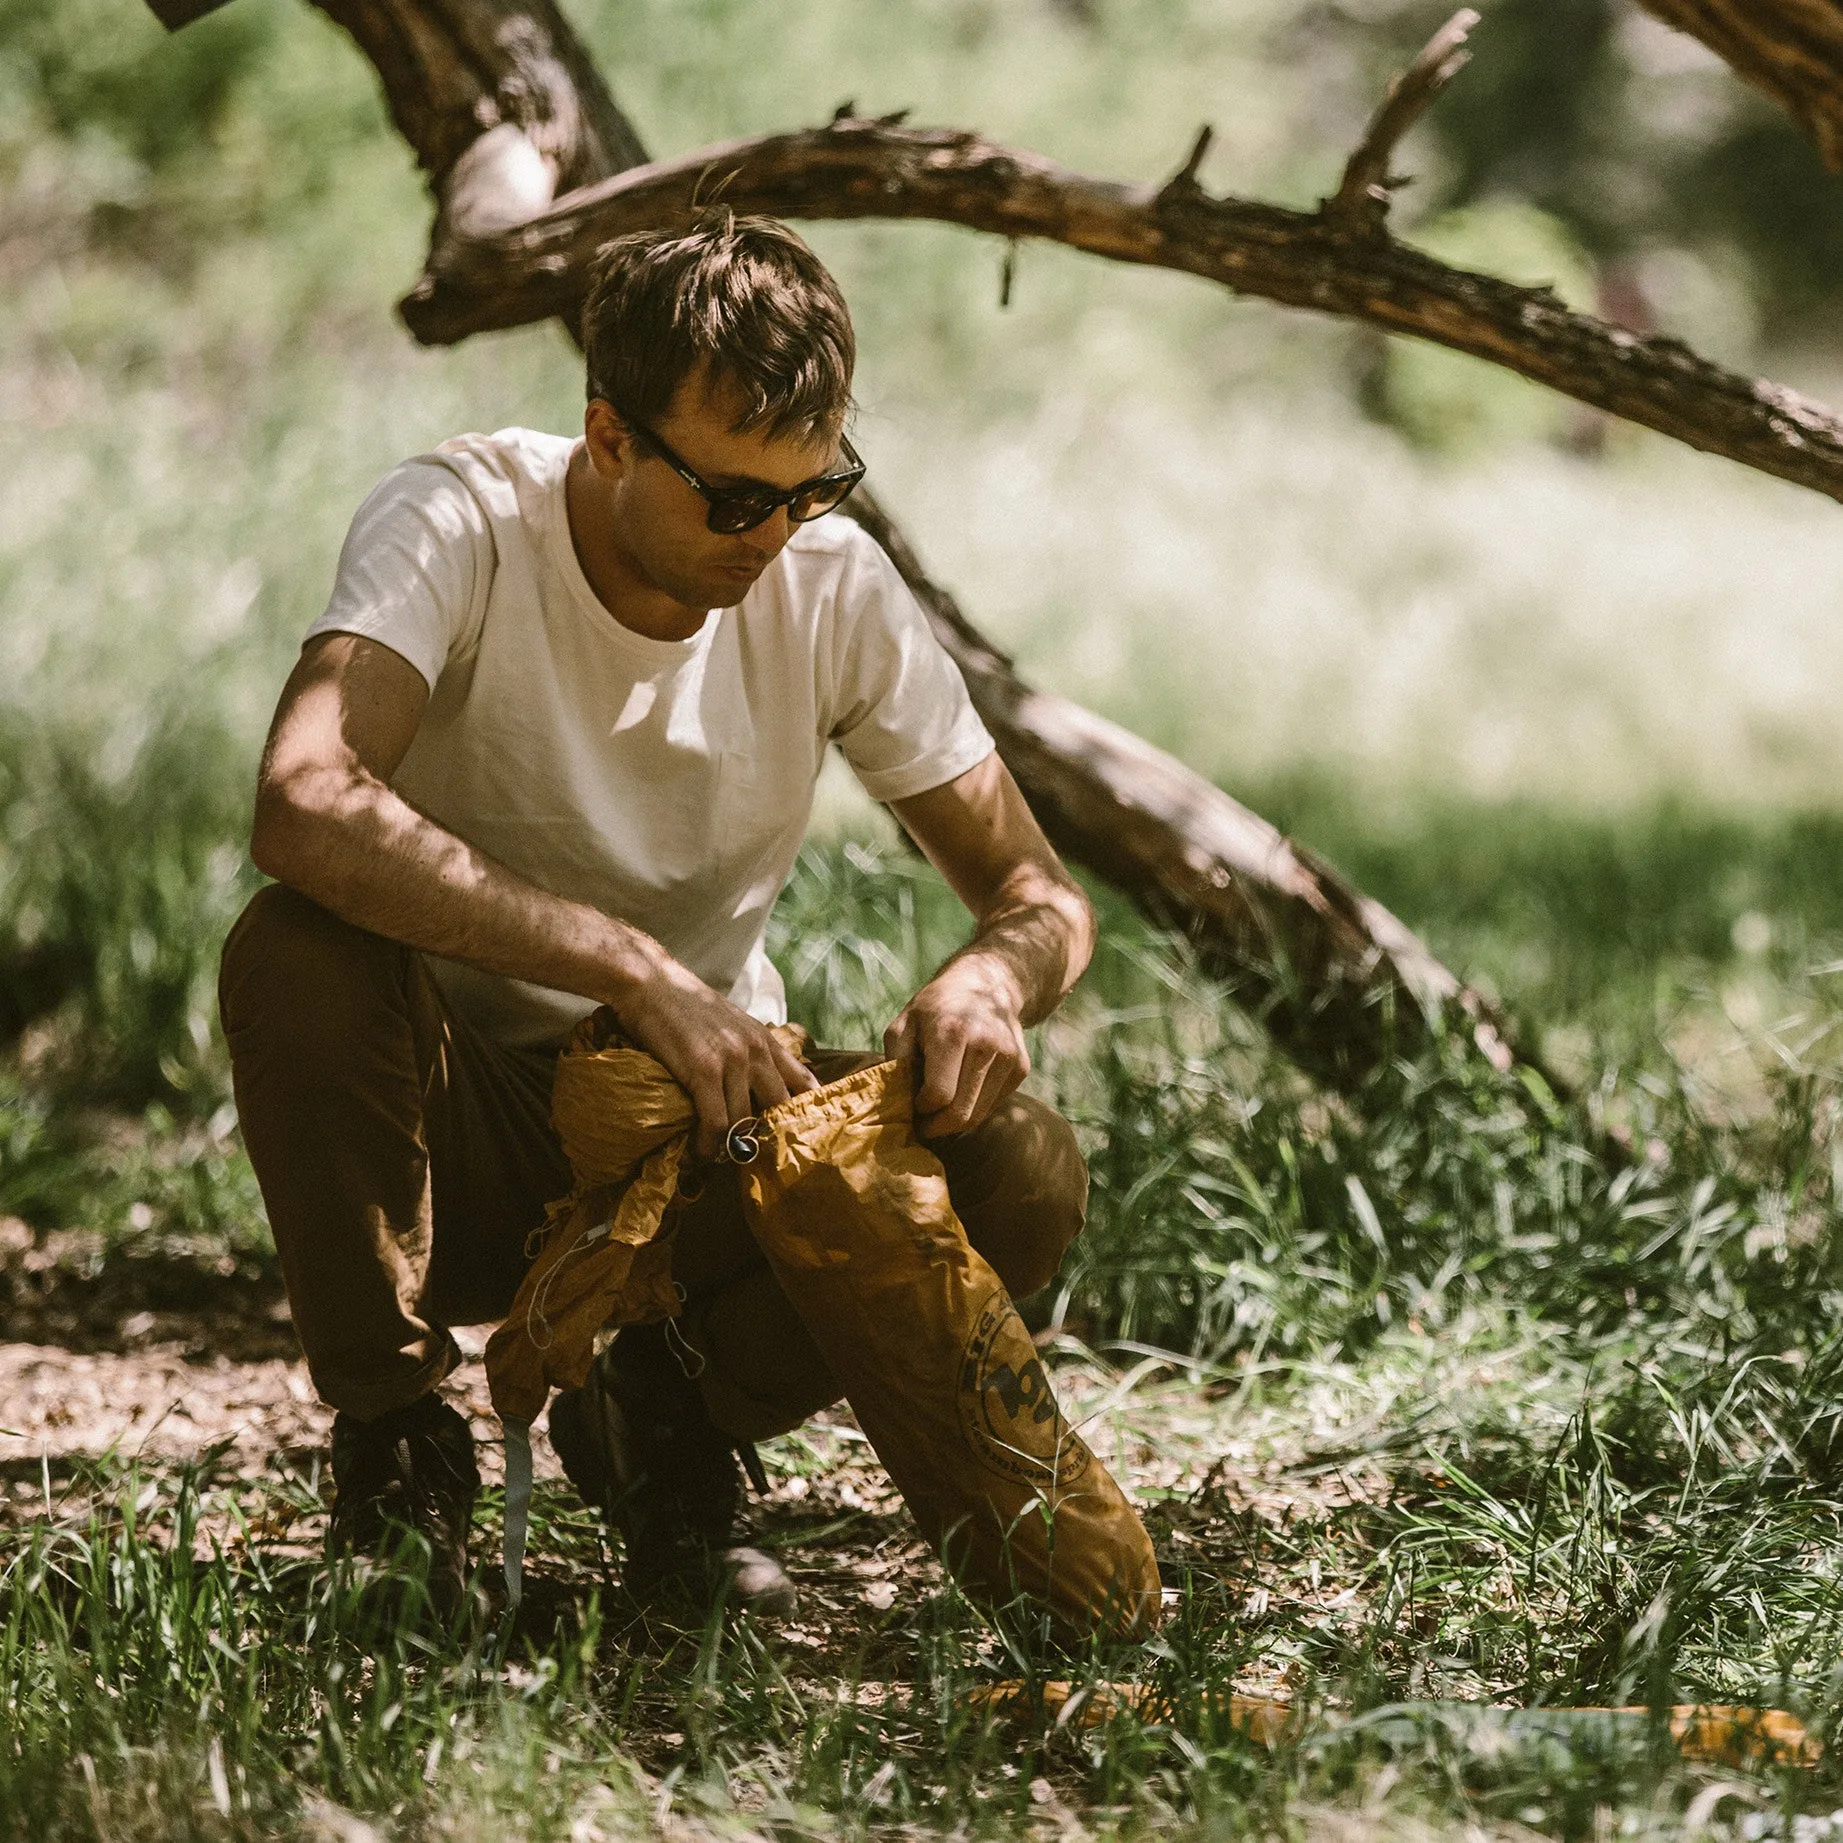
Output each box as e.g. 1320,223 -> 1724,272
218,885 -> 1089,1433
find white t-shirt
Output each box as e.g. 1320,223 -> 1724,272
306,427 -> 994,1047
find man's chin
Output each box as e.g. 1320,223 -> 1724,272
700,574 -> 760,609
643,562 -> 763,612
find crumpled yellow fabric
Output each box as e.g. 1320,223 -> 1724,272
489,1009 -> 1159,1639
738,1060 -> 1162,1639
484,1012 -> 807,1426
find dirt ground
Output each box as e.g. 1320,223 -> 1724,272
0,1212 -> 1379,1678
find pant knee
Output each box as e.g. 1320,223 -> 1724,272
946,1094 -> 1089,1301
219,884 -> 410,1051
680,1279 -> 843,1443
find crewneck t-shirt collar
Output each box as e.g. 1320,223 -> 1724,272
544,439 -> 720,663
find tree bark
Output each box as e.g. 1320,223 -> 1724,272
400,113 -> 1843,509
156,0 -> 1538,1088
1635,0 -> 1843,171
310,0 -> 646,236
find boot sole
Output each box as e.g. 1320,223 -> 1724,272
550,1363 -> 797,1617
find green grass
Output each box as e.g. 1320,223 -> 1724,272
21,815 -> 1843,1838
15,812 -> 1843,1836
10,1307 -> 1843,1840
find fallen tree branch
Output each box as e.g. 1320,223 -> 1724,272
848,489 -> 1517,1085
399,112 -> 1843,507
147,0 -> 1542,1089
1636,0 -> 1843,171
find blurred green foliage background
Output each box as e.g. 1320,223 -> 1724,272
6,0 -> 1843,1288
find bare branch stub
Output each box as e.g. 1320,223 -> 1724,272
1327,6 -> 1480,234
1158,123 -> 1216,203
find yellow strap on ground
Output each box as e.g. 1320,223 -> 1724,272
969,1684 -> 1820,1766
969,1680 -> 1295,1740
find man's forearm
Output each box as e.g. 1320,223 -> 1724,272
250,631 -> 816,1136
252,764 -> 669,1010
945,865 -> 1095,1028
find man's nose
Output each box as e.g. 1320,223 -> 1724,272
743,504 -> 793,553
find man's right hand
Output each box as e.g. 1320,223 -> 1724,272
616,958 -> 817,1158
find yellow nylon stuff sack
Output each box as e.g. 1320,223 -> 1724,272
485,1013 -> 812,1425
735,1060 -> 1162,1640
485,1013 -> 806,1606
484,1029 -> 690,1427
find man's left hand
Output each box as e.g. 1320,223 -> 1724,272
884,954 -> 1030,1138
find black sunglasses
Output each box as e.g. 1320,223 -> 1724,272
623,415 -> 866,535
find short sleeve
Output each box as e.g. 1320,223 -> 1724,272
827,530 -> 995,803
304,459 -> 494,691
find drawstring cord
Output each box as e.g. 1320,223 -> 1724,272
663,1305 -> 706,1380
502,1416 -> 534,1608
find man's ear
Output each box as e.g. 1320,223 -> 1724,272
583,398 -> 636,480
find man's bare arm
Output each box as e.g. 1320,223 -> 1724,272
252,633 -> 813,1146
885,751 -> 1095,1137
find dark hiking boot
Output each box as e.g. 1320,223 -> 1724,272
328,1393 -> 480,1618
548,1322 -> 795,1618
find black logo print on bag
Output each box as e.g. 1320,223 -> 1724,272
958,1289 -> 1091,1488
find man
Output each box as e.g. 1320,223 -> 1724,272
220,214 -> 1097,1614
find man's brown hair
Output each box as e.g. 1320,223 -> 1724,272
582,213 -> 855,442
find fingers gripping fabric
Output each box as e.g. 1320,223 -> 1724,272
737,1062 -> 1161,1639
